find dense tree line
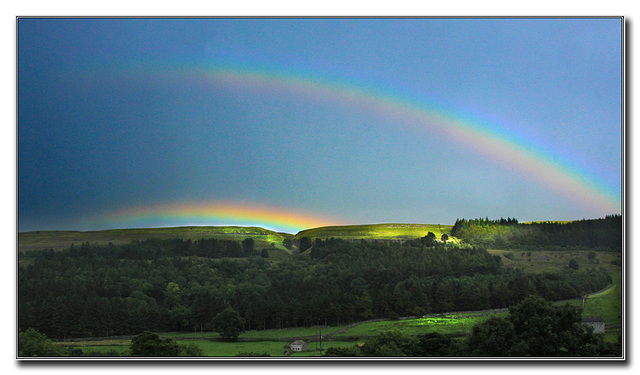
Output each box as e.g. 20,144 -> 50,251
21,237 -> 256,261
18,237 -> 610,339
450,215 -> 622,250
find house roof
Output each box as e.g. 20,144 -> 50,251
291,340 -> 307,345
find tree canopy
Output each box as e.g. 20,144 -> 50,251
212,308 -> 246,339
451,215 -> 622,251
19,236 -> 611,339
466,295 -> 617,356
129,331 -> 182,356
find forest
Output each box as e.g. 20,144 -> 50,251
450,215 -> 622,250
18,235 -> 612,340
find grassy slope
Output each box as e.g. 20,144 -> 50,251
581,270 -> 623,324
294,223 -> 453,241
562,270 -> 623,343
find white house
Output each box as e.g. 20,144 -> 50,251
289,340 -> 308,352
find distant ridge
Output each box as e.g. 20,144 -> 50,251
294,223 -> 453,241
18,218 -> 610,253
18,223 -> 458,253
17,226 -> 291,253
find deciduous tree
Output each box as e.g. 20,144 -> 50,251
18,328 -> 66,357
128,331 -> 181,357
212,307 -> 246,339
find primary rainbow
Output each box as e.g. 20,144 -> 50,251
187,63 -> 620,212
100,62 -> 620,230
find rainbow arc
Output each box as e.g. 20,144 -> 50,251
98,63 -> 620,231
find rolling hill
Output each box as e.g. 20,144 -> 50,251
17,226 -> 293,253
294,223 -> 452,241
18,223 -> 455,253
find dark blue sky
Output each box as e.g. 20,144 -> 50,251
18,18 -> 622,232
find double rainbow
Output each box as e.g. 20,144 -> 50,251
100,63 -> 621,231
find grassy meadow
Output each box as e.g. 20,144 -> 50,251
333,313 -> 501,339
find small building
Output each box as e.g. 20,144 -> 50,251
582,317 -> 605,334
289,340 -> 308,352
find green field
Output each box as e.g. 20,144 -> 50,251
56,313 -> 497,357
175,340 -> 288,357
163,325 -> 346,340
333,313 -> 501,338
238,326 -> 348,339
179,339 -> 365,357
69,339 -> 363,357
583,270 -> 623,324
287,341 -> 363,357
295,223 -> 453,241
